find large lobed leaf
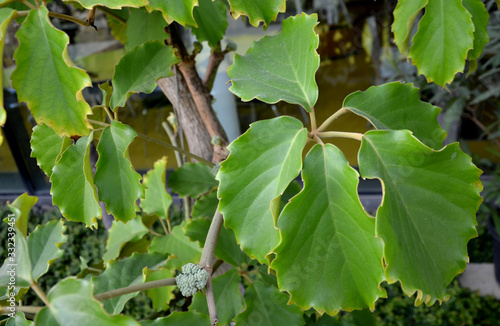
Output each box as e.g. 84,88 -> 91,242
12,7 -> 92,137
95,121 -> 144,222
147,0 -> 198,27
34,278 -> 139,325
50,134 -> 101,227
140,157 -> 173,220
228,13 -> 320,112
227,0 -> 285,29
30,124 -> 65,177
272,144 -> 386,315
190,0 -> 227,48
111,41 -> 179,109
343,82 -> 446,150
359,130 -> 483,305
216,116 -> 307,263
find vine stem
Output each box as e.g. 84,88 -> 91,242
22,0 -> 36,9
318,131 -> 363,141
31,283 -> 49,306
17,10 -> 91,28
87,119 -> 214,167
158,216 -> 170,234
317,107 -> 349,132
94,278 -> 177,301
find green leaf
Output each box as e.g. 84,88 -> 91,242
343,82 -> 446,150
107,14 -> 127,44
69,0 -> 147,10
190,0 -> 227,48
392,0 -> 427,54
11,226 -> 32,287
0,8 -> 16,132
272,144 -> 386,315
140,311 -> 210,326
216,116 -> 307,263
168,162 -> 218,198
141,157 -> 173,220
125,9 -> 168,51
103,216 -> 149,263
93,252 -> 168,314
234,281 -> 304,326
184,218 -> 242,266
7,192 -> 37,237
12,312 -> 33,326
30,124 -> 65,177
145,267 -> 175,311
190,269 -> 244,325
34,278 -> 139,326
192,191 -> 218,219
28,220 -> 67,282
227,0 -> 285,29
462,0 -> 489,60
95,121 -> 144,222
111,40 -> 179,110
146,0 -> 198,27
12,6 -> 92,137
358,130 -> 483,305
50,134 -> 101,227
228,13 -> 319,112
408,0 -> 474,86
149,223 -> 202,270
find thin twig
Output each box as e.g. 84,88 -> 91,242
149,228 -> 162,236
88,119 -> 214,167
162,121 -> 183,167
48,12 -> 90,28
309,107 -> 317,131
94,278 -> 177,301
103,106 -> 114,121
1,306 -> 43,315
31,283 -> 49,306
317,131 -> 363,141
158,217 -> 170,234
317,107 -> 349,132
22,0 -> 36,9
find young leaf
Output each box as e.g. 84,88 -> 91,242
125,9 -> 168,51
30,124 -> 64,177
234,281 -> 304,326
462,0 -> 489,60
192,191 -> 218,219
392,0 -> 428,54
168,162 -> 218,198
228,13 -> 320,112
12,6 -> 92,137
92,252 -> 168,314
34,278 -> 139,326
111,41 -> 178,109
95,121 -> 144,222
408,0 -> 474,86
216,116 -> 307,263
190,269 -> 244,325
70,0 -> 147,10
149,223 -> 203,270
190,0 -> 227,48
147,0 -> 198,27
358,130 -> 483,305
227,0 -> 285,29
140,311 -> 210,326
343,82 -> 446,150
141,157 -> 173,220
144,267 -> 175,311
7,192 -> 37,237
0,8 -> 17,134
272,144 -> 386,315
50,134 -> 101,227
28,220 -> 67,282
184,218 -> 242,266
103,216 -> 149,263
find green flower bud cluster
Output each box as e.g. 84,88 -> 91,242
176,263 -> 209,297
